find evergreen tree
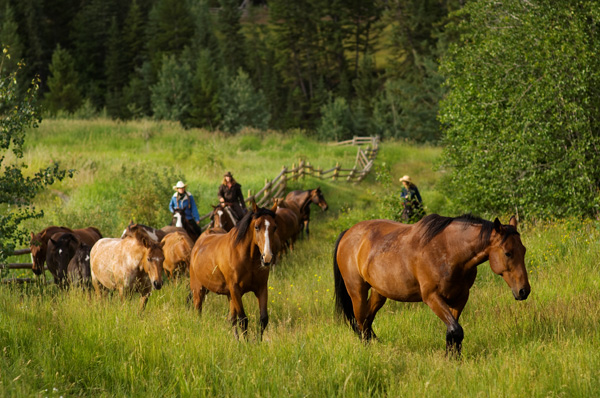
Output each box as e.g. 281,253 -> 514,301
0,3 -> 23,75
189,0 -> 220,58
220,69 -> 270,134
122,0 -> 147,77
43,44 -> 82,114
105,16 -> 129,119
184,49 -> 222,129
217,0 -> 246,74
151,54 -> 193,122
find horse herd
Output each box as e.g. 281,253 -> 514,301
27,185 -> 532,354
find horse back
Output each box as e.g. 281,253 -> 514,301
338,219 -> 422,302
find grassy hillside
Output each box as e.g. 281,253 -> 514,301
1,119 -> 598,397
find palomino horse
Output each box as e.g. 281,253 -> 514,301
91,227 -> 164,311
46,232 -> 80,287
161,231 -> 194,279
209,205 -> 237,232
273,198 -> 302,252
189,202 -> 278,340
30,226 -> 102,275
284,187 -> 329,238
333,214 -> 531,355
67,243 -> 92,289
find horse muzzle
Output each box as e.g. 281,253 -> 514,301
32,266 -> 43,276
153,280 -> 163,290
513,286 -> 530,301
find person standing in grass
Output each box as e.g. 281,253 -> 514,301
170,180 -> 202,236
399,175 -> 425,223
218,171 -> 247,222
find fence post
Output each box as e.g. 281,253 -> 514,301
299,159 -> 305,179
333,163 -> 339,180
263,178 -> 271,203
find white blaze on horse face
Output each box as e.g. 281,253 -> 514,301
85,254 -> 90,262
217,210 -> 224,228
59,249 -> 63,255
263,220 -> 273,263
175,212 -> 183,228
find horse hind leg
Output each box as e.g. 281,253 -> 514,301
191,286 -> 208,315
362,290 -> 388,341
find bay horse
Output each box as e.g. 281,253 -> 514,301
189,202 -> 279,340
91,227 -> 164,311
333,214 -> 531,355
46,232 -> 80,287
67,243 -> 92,289
273,198 -> 302,253
161,231 -> 194,279
30,226 -> 102,275
284,187 -> 329,238
209,205 -> 237,232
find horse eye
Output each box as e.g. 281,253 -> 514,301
254,225 -> 260,231
505,252 -> 512,258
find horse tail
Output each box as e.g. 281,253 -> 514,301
333,229 -> 357,330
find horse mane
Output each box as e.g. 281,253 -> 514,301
233,207 -> 276,245
419,213 -> 519,247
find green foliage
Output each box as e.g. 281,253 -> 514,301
117,165 -> 181,228
220,68 -> 270,134
439,0 -> 600,218
184,49 -> 222,129
0,3 -> 22,75
0,50 -> 72,263
217,0 -> 246,73
373,162 -> 404,221
43,45 -> 82,115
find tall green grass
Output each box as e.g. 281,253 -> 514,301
1,119 -> 598,396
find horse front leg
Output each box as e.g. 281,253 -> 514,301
255,286 -> 269,341
228,287 -> 248,340
423,292 -> 464,356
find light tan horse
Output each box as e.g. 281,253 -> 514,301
161,231 -> 194,279
91,228 -> 164,311
189,202 -> 279,340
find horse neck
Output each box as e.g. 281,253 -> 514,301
232,220 -> 258,259
444,223 -> 491,269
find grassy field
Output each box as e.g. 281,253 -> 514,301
1,119 -> 599,397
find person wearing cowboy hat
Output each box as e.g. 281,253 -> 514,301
218,172 -> 247,221
169,181 -> 202,235
399,175 -> 424,223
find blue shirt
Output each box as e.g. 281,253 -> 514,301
169,192 -> 200,222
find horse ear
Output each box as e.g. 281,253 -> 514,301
493,218 -> 502,232
270,202 -> 278,213
252,200 -> 259,213
509,215 -> 518,229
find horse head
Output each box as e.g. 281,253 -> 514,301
136,229 -> 164,290
30,232 -> 45,275
211,204 -> 236,231
311,187 -> 329,211
172,210 -> 184,228
252,201 -> 278,266
488,216 -> 530,301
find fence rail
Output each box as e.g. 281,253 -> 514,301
2,136 -> 380,277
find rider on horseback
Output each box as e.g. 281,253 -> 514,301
218,172 -> 247,222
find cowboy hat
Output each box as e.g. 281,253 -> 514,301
173,181 -> 187,190
399,175 -> 413,184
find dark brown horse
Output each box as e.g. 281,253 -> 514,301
169,208 -> 201,241
273,198 -> 302,253
67,243 -> 92,289
189,202 -> 279,340
30,226 -> 102,275
284,187 -> 328,238
46,232 -> 80,287
333,214 -> 531,355
209,204 -> 237,232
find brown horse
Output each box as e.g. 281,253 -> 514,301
189,202 -> 278,340
273,198 -> 302,253
169,208 -> 201,241
161,231 -> 194,279
67,243 -> 92,289
30,226 -> 102,275
284,187 -> 329,238
46,232 -> 80,287
333,214 -> 531,355
91,227 -> 164,311
209,205 -> 237,232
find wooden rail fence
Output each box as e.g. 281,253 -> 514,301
2,136 -> 380,279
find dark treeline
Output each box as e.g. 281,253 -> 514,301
0,0 -> 462,140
